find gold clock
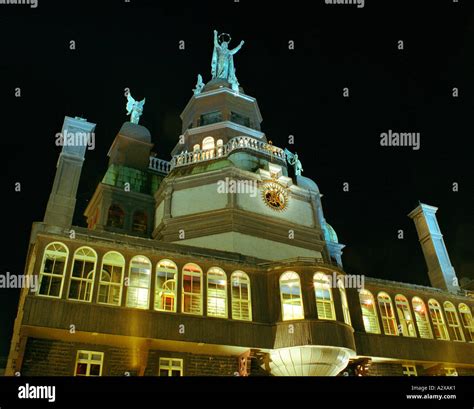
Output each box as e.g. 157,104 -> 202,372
261,181 -> 288,211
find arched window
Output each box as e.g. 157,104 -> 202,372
279,272 -> 304,321
359,289 -> 380,334
444,301 -> 465,342
458,303 -> 474,342
337,279 -> 351,326
202,136 -> 215,159
182,263 -> 203,315
202,136 -> 215,150
132,211 -> 147,234
193,144 -> 200,152
126,256 -> 151,309
428,299 -> 450,340
207,267 -> 227,318
313,273 -> 335,320
38,242 -> 69,298
412,297 -> 433,339
395,294 -> 416,337
98,251 -> 125,306
377,292 -> 398,335
107,204 -> 125,228
155,259 -> 177,312
68,247 -> 97,302
231,271 -> 252,321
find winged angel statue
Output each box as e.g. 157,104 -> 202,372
126,92 -> 146,124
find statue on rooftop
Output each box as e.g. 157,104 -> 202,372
193,74 -> 205,95
284,148 -> 303,175
126,92 -> 146,124
211,30 -> 244,85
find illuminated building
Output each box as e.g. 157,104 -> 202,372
6,38 -> 474,377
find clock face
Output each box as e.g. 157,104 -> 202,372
261,181 -> 288,211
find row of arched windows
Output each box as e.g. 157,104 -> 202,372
37,242 -> 252,321
359,290 -> 474,343
107,205 -> 147,234
278,271 -> 352,325
36,242 -> 474,338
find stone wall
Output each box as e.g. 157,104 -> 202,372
21,337 -> 239,376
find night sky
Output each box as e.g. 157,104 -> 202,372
0,0 -> 473,358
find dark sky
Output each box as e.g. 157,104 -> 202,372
0,0 -> 473,357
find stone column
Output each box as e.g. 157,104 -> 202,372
44,116 -> 96,228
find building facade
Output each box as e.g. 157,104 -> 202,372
6,37 -> 474,377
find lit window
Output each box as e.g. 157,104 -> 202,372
132,210 -> 147,234
443,301 -> 465,342
359,289 -> 381,334
412,297 -> 433,339
207,267 -> 227,318
337,279 -> 351,326
395,294 -> 417,337
182,263 -> 203,315
445,367 -> 458,376
202,136 -> 215,159
231,271 -> 252,321
107,204 -> 125,228
279,272 -> 304,321
377,292 -> 398,335
202,136 -> 215,151
38,242 -> 68,298
458,303 -> 474,342
126,256 -> 151,309
155,259 -> 177,312
74,350 -> 104,376
402,365 -> 417,376
428,299 -> 450,341
98,251 -> 125,306
159,358 -> 183,376
313,273 -> 336,320
68,247 -> 97,302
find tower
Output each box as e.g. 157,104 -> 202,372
152,35 -> 340,264
408,203 -> 460,293
44,116 -> 96,229
84,121 -> 169,237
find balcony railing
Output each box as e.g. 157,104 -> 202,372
149,157 -> 171,174
170,136 -> 286,169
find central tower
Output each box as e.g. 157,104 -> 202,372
152,32 -> 341,264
